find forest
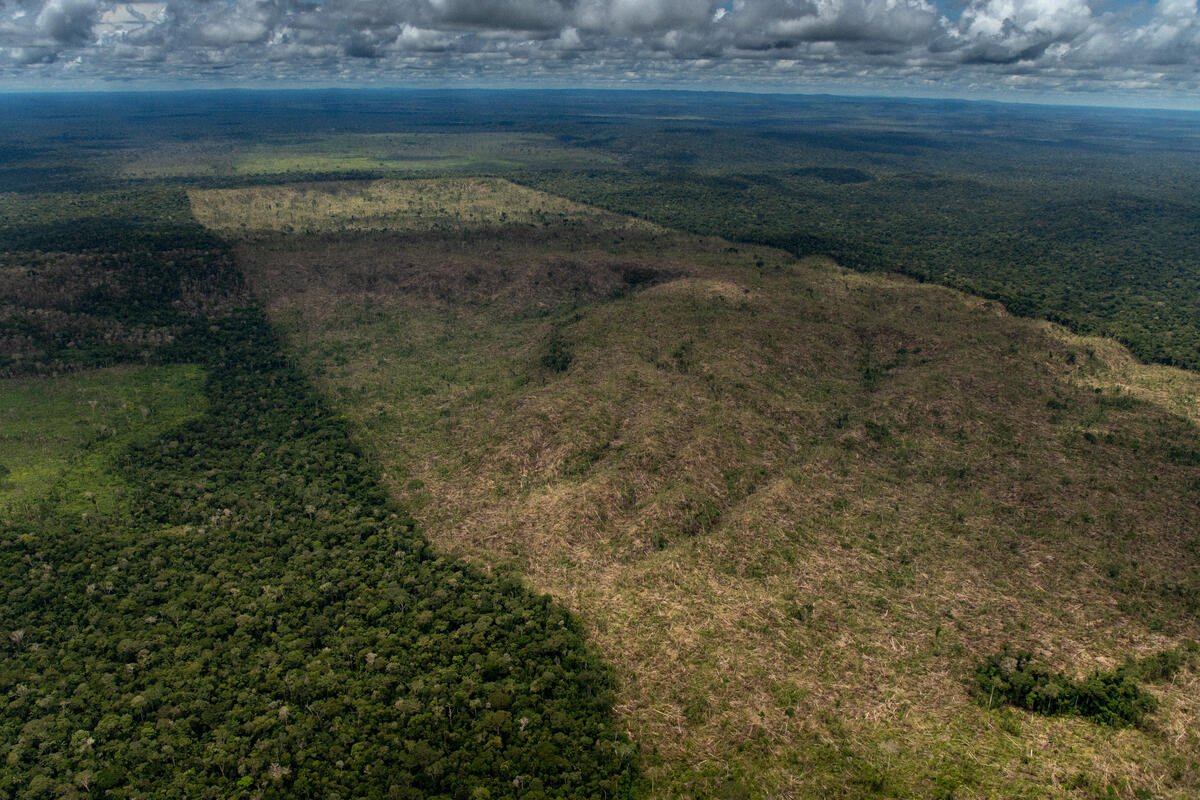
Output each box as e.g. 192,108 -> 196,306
0,178 -> 636,798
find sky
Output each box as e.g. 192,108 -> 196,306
0,0 -> 1198,106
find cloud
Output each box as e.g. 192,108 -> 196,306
430,0 -> 571,32
760,0 -> 941,46
1120,0 -> 1200,65
344,33 -> 380,58
36,0 -> 98,45
0,0 -> 1195,102
188,0 -> 277,46
4,44 -> 58,62
951,0 -> 1093,63
578,0 -> 717,33
389,22 -> 456,52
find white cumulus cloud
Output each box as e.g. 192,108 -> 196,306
0,0 -> 1196,100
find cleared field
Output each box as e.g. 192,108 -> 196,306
191,177 -> 659,236
197,179 -> 1200,799
0,363 -> 205,515
119,132 -> 617,180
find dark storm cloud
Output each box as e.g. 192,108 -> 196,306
36,0 -> 99,44
433,0 -> 573,31
0,0 -> 1197,100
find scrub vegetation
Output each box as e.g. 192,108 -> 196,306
190,178 -> 656,236
976,643 -> 1198,728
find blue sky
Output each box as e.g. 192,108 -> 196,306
1,0 -> 1198,106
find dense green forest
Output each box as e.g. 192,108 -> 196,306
0,187 -> 636,798
526,166 -> 1200,367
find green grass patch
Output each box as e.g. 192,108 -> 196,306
232,153 -> 469,176
0,364 -> 205,514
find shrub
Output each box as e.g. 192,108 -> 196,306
540,332 -> 573,373
976,648 -> 1158,727
1118,641 -> 1198,683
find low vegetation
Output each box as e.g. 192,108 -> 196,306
0,364 -> 205,515
189,177 -> 656,237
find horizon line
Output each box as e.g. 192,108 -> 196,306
2,83 -> 1200,116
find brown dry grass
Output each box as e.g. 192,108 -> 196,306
196,179 -> 1200,799
1047,327 -> 1200,427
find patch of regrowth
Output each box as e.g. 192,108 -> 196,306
1117,641 -> 1199,683
976,645 -> 1196,727
0,364 -> 206,514
540,332 -> 574,374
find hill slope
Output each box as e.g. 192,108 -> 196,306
193,178 -> 1200,799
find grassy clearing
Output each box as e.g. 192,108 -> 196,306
231,153 -> 474,176
120,132 -> 616,180
1049,328 -> 1200,427
0,363 -> 205,515
190,177 -> 657,236
204,178 -> 1200,799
